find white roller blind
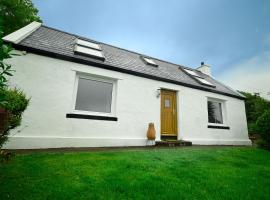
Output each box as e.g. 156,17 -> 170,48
75,78 -> 113,113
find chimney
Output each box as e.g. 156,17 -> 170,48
197,62 -> 211,76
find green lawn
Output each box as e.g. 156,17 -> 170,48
1,147 -> 270,200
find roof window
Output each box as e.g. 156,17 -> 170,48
182,68 -> 215,87
76,39 -> 101,50
142,57 -> 158,67
195,77 -> 215,87
184,69 -> 200,77
74,38 -> 105,61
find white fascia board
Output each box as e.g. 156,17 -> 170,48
2,21 -> 42,44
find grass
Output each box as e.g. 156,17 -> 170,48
0,147 -> 270,200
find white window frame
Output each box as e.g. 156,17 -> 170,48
72,73 -> 117,117
207,97 -> 228,126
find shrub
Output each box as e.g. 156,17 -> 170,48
256,109 -> 270,149
0,88 -> 29,148
240,91 -> 270,135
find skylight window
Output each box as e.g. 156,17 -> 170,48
76,39 -> 101,50
184,69 -> 200,77
142,57 -> 158,67
74,38 -> 105,61
74,45 -> 104,60
195,77 -> 214,87
181,67 -> 215,87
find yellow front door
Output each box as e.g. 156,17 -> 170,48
160,90 -> 178,136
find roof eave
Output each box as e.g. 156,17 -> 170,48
11,43 -> 245,100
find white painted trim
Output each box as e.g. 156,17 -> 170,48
3,136 -> 150,149
2,21 -> 42,44
71,72 -> 118,117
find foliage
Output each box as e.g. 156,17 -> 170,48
0,0 -> 33,157
0,40 -> 14,90
0,88 -> 29,115
256,109 -> 270,148
240,91 -> 270,134
0,88 -> 29,148
0,17 -> 15,108
0,148 -> 270,199
0,18 -> 29,150
0,0 -> 42,36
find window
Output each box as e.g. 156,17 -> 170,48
165,99 -> 170,108
74,39 -> 105,61
74,45 -> 104,59
73,74 -> 116,116
182,68 -> 215,88
207,100 -> 223,124
76,39 -> 101,50
142,57 -> 158,67
184,69 -> 200,77
195,77 -> 214,87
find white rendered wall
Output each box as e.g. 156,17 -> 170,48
4,52 -> 251,149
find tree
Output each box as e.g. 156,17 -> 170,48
256,109 -> 270,148
0,0 -> 42,36
0,18 -> 29,156
0,39 -> 14,90
0,17 -> 14,105
240,91 -> 270,134
0,42 -> 29,155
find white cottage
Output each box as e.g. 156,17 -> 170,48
3,22 -> 251,149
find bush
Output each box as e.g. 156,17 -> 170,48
0,88 -> 29,148
256,109 -> 270,148
240,91 -> 270,135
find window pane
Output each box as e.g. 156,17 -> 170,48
144,58 -> 157,66
77,39 -> 101,50
75,78 -> 113,113
75,45 -> 104,58
196,77 -> 214,86
184,69 -> 200,77
165,99 -> 170,108
208,101 -> 223,124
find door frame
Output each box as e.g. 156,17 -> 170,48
160,89 -> 178,137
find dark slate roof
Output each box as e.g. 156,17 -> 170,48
15,25 -> 244,99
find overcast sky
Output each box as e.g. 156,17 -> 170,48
33,0 -> 270,99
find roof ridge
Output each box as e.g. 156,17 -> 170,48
41,24 -> 196,71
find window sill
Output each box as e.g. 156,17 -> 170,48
208,125 -> 230,129
66,113 -> 117,121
